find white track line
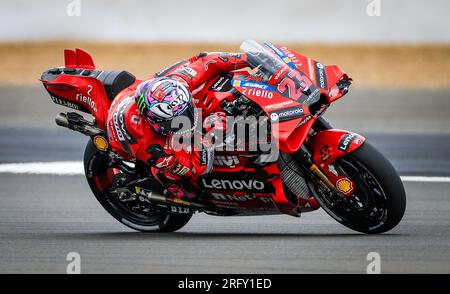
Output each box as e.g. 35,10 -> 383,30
399,176 -> 450,183
0,161 -> 83,175
0,161 -> 449,183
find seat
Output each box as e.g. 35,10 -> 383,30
97,70 -> 136,99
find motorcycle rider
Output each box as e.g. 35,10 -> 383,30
106,52 -> 248,199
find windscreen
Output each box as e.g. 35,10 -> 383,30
240,40 -> 285,79
240,40 -> 321,107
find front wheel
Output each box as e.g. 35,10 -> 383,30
311,141 -> 406,234
83,140 -> 192,232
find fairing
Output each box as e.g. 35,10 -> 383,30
231,40 -> 352,154
40,48 -> 139,130
306,129 -> 366,195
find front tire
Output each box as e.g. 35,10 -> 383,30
83,140 -> 192,232
312,141 -> 406,234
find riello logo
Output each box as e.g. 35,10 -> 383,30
280,47 -> 302,67
202,179 -> 265,191
76,85 -> 97,112
242,88 -> 273,99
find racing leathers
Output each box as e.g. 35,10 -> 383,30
106,52 -> 248,198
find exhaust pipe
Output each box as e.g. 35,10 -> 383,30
54,112 -> 102,136
135,186 -> 207,210
55,113 -> 69,128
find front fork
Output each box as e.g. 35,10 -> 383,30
300,117 -> 337,191
295,145 -> 344,205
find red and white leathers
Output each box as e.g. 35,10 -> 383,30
106,52 -> 248,197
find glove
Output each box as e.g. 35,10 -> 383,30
202,112 -> 228,149
203,112 -> 227,133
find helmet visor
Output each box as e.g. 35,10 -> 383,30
152,102 -> 198,135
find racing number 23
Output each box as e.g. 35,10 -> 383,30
277,70 -> 312,100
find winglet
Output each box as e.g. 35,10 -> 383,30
64,49 -> 77,68
64,48 -> 96,70
75,48 -> 96,70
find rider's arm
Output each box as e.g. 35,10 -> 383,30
169,52 -> 248,90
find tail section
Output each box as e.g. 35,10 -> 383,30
41,48 -> 136,131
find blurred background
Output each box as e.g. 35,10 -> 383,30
0,0 -> 449,273
0,0 -> 449,132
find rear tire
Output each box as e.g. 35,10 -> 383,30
83,140 -> 192,232
312,141 -> 406,234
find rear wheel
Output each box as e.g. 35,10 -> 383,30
83,140 -> 192,232
310,141 -> 406,234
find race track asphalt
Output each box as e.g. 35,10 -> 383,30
0,87 -> 449,273
0,173 -> 448,274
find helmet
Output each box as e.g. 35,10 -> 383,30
135,77 -> 197,135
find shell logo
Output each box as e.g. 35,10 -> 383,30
336,178 -> 353,194
93,136 -> 108,151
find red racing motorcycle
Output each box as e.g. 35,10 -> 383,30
40,40 -> 406,234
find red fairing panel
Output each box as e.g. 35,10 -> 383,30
325,65 -> 350,103
64,49 -> 78,68
42,48 -> 115,130
203,154 -> 318,214
232,72 -> 316,154
64,48 -> 96,70
270,44 -> 350,104
43,75 -> 112,130
306,129 -> 365,196
273,46 -> 327,89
